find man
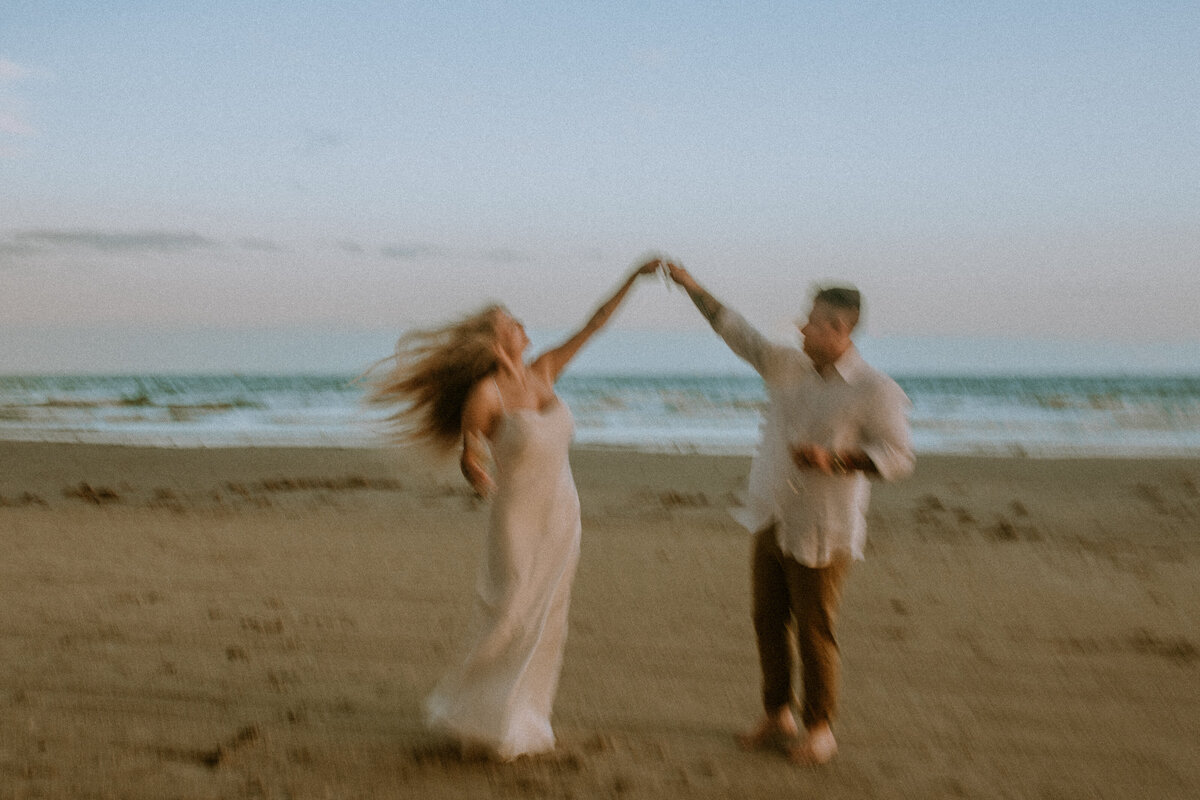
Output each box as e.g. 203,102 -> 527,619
665,261 -> 914,765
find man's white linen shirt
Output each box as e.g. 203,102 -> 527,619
714,308 -> 915,567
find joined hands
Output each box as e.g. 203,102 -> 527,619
633,256 -> 693,290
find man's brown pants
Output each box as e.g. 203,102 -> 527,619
751,524 -> 851,727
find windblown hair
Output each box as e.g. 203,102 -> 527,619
362,305 -> 502,452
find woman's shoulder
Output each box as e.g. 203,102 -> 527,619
464,375 -> 504,414
524,356 -> 558,387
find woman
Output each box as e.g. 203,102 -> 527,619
366,258 -> 661,760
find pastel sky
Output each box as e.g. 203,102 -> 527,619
2,2 -> 1198,372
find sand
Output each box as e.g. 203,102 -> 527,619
1,440 -> 1198,799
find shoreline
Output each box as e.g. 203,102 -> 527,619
2,441 -> 1198,798
4,433 -> 1200,460
6,370 -> 1200,461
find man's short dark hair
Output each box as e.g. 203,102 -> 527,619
813,286 -> 862,329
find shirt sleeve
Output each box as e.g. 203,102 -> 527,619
712,307 -> 785,380
859,377 -> 916,482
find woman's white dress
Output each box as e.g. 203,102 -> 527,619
424,398 -> 582,760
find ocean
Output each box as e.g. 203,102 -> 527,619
3,371 -> 1200,457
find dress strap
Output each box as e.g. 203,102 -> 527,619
493,377 -> 505,413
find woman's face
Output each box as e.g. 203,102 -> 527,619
493,310 -> 530,359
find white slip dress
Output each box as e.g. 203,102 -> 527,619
424,393 -> 582,760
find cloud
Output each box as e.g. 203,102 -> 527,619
0,111 -> 35,136
380,243 -> 442,261
11,229 -> 218,253
0,58 -> 36,146
237,237 -> 285,252
482,248 -> 534,264
375,244 -> 534,265
630,46 -> 673,70
305,129 -> 344,149
301,128 -> 345,157
0,58 -> 28,82
0,240 -> 40,265
335,240 -> 364,254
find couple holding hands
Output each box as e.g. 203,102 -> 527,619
366,256 -> 914,765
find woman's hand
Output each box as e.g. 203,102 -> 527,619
461,432 -> 496,498
632,257 -> 665,277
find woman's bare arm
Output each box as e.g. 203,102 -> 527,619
459,380 -> 500,496
531,258 -> 661,383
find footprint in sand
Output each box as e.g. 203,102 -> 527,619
0,492 -> 48,507
239,615 -> 284,635
912,494 -> 949,526
266,669 -> 300,693
1058,631 -> 1198,665
659,490 -> 709,508
919,494 -> 945,512
1134,483 -> 1169,514
63,482 -> 121,504
988,514 -> 1043,542
1126,629 -> 1198,665
990,517 -> 1018,541
155,724 -> 260,769
287,746 -> 314,765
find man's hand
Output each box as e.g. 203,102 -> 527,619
664,260 -> 722,323
792,443 -> 846,475
665,261 -> 697,290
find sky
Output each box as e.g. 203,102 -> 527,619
2,2 -> 1199,373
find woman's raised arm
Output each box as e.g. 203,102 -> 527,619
530,257 -> 662,383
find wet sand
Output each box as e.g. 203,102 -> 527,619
1,441 -> 1198,799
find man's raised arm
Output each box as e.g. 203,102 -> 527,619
665,261 -> 724,326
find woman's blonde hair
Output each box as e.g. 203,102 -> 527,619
363,304 -> 503,451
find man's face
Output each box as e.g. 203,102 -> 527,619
799,300 -> 849,368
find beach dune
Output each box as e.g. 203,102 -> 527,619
1,441 -> 1198,799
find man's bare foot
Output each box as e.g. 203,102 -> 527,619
737,709 -> 800,751
788,722 -> 837,765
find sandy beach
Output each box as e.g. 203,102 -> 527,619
1,440 -> 1197,799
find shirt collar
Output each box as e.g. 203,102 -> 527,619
818,345 -> 868,384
